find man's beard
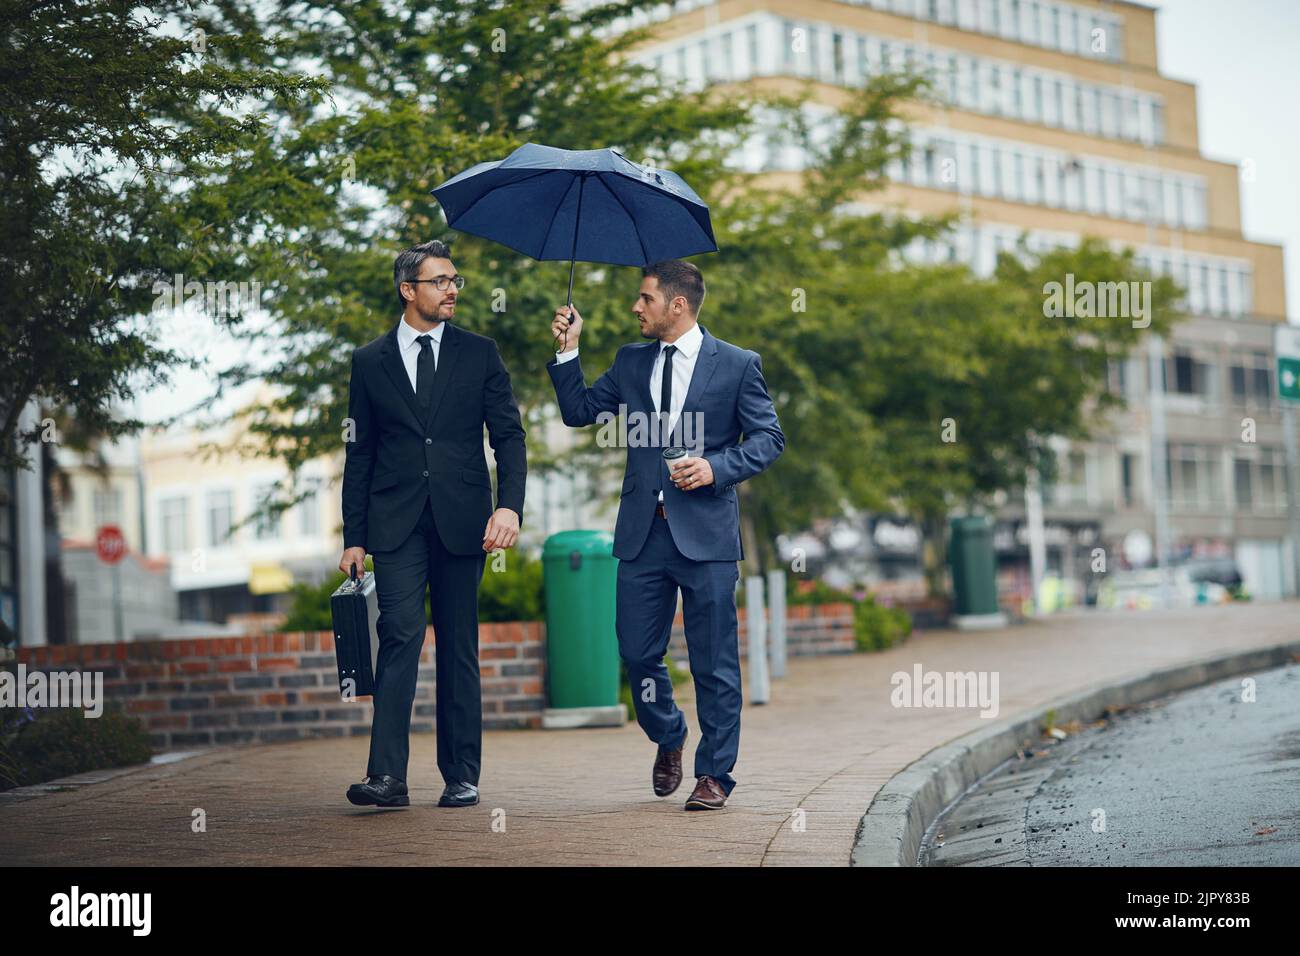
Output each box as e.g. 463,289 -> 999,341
418,301 -> 449,323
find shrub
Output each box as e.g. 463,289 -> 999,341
852,595 -> 913,652
478,551 -> 545,623
282,551 -> 546,630
281,556 -> 374,632
0,704 -> 153,791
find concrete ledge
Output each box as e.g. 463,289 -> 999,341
541,704 -> 627,729
850,638 -> 1300,867
951,613 -> 1009,631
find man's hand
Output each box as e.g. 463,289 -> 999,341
483,508 -> 520,552
551,305 -> 583,353
669,456 -> 714,491
339,547 -> 367,577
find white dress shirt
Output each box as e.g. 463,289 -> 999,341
556,322 -> 702,501
396,316 -> 445,392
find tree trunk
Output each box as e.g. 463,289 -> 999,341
920,512 -> 950,600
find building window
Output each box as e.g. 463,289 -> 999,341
299,488 -> 321,537
1229,352 -> 1273,408
1235,449 -> 1286,513
92,487 -> 122,528
1120,452 -> 1137,508
1233,457 -> 1253,510
251,483 -> 281,540
1168,350 -> 1217,399
159,496 -> 189,553
206,490 -> 234,547
1052,448 -> 1091,507
1166,444 -> 1224,510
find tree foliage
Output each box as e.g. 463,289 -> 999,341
0,0 -> 327,468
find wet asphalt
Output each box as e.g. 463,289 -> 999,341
920,661 -> 1300,866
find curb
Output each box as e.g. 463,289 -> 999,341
850,638 -> 1300,867
0,748 -> 219,805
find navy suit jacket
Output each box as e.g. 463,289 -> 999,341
547,325 -> 783,562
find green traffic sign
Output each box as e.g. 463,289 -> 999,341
1281,356 -> 1300,403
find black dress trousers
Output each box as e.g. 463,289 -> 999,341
365,497 -> 487,785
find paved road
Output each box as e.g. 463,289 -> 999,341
3,603 -> 1298,866
921,661 -> 1300,866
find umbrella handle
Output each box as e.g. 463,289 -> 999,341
557,179 -> 585,355
554,257 -> 577,355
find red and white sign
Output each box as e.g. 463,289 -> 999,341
95,525 -> 127,565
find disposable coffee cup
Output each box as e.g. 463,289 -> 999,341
663,446 -> 688,484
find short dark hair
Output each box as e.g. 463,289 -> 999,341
642,259 -> 705,316
394,240 -> 452,311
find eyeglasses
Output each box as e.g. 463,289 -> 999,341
406,275 -> 465,291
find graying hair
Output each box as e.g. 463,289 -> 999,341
393,240 -> 452,311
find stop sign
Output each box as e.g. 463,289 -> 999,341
96,525 -> 127,565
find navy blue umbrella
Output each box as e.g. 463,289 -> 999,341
431,142 -> 718,335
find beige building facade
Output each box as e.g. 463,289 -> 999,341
619,0 -> 1295,599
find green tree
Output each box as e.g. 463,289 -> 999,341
0,0 -> 326,468
191,0 -> 751,478
182,2 -> 1184,601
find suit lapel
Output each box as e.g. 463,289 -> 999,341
680,325 -> 719,415
424,321 -> 459,433
634,340 -> 658,414
379,323 -> 425,428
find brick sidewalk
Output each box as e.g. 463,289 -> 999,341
2,602 -> 1296,866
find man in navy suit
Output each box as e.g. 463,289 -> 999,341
547,259 -> 783,809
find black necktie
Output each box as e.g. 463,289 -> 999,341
659,344 -> 677,425
415,334 -> 435,408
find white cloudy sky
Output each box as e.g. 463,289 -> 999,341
1153,0 -> 1299,321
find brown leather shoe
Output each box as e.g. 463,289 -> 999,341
652,729 -> 687,797
684,774 -> 727,810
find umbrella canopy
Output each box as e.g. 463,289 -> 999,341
431,142 -> 718,268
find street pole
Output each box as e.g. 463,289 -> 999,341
112,561 -> 125,643
1283,404 -> 1300,598
1025,466 -> 1047,613
766,568 -> 787,678
745,575 -> 769,704
1147,332 -> 1173,606
1140,202 -> 1174,606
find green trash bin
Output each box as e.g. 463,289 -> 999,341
542,531 -> 621,716
949,516 -> 1001,621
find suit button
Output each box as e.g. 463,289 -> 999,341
422,470 -> 429,477
425,438 -> 432,445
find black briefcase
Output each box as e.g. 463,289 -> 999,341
330,568 -> 380,700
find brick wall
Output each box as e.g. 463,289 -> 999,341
15,603 -> 857,753
16,622 -> 545,752
669,602 -> 856,659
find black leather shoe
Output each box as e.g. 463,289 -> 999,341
437,781 -> 480,807
347,774 -> 409,807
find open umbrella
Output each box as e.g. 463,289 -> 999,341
430,142 -> 717,347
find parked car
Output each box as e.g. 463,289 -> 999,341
1096,567 -> 1231,610
1181,557 -> 1246,598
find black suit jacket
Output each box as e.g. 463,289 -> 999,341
342,320 -> 527,555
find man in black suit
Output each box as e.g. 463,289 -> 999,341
339,240 -> 526,809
